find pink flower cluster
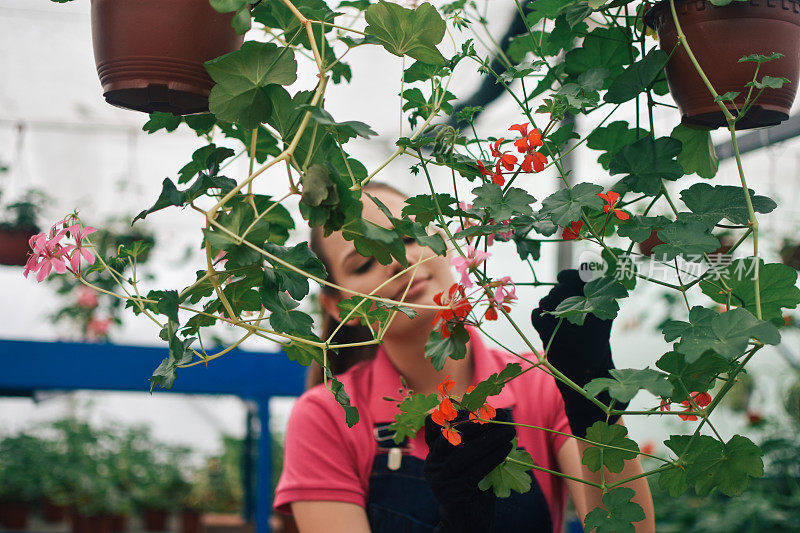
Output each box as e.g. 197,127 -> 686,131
23,219 -> 97,282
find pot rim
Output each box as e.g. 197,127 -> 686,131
641,0 -> 797,30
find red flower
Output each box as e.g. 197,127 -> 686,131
490,138 -> 518,171
431,397 -> 461,446
659,398 -> 671,412
561,220 -> 583,240
520,151 -> 548,173
509,123 -> 543,153
477,160 -> 505,186
746,410 -> 765,426
469,403 -> 497,424
640,441 -> 656,455
438,376 -> 455,398
432,284 -> 473,338
597,191 -> 629,221
440,425 -> 462,446
678,392 -> 711,421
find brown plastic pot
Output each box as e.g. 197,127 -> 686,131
142,508 -> 169,532
181,509 -> 202,533
0,228 -> 36,266
110,514 -> 127,533
42,499 -> 69,523
0,501 -> 31,530
90,0 -> 245,116
645,0 -> 800,130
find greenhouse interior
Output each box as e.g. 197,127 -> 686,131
1,0 -> 800,532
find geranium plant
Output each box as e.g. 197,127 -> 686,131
40,0 -> 800,529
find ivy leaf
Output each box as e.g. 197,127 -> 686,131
148,290 -> 180,324
341,218 -> 408,267
585,368 -> 673,403
270,310 -> 315,337
478,439 -> 534,498
679,183 -> 777,226
586,121 -> 648,170
747,75 -> 789,89
389,392 -> 439,444
177,144 -> 235,184
584,487 -> 646,533
605,49 -> 668,104
460,363 -> 522,412
564,27 -> 634,84
739,52 -> 783,63
538,182 -> 604,226
699,258 -> 800,323
150,321 -> 195,391
472,184 -> 535,221
283,338 -> 324,367
337,295 -> 390,328
265,86 -> 316,140
299,164 -> 363,236
582,422 -> 639,473
205,42 -> 298,128
133,179 -> 186,223
609,136 -> 684,195
549,276 -> 629,325
209,0 -> 252,34
143,112 -> 182,133
263,242 -> 327,300
364,1 -> 447,66
401,193 -> 458,226
655,350 -> 728,402
615,215 -> 671,242
299,105 -> 377,142
663,306 -> 780,363
425,325 -> 469,371
671,125 -> 719,179
651,218 -> 719,261
329,373 -> 360,427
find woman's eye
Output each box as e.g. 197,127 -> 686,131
353,258 -> 375,274
402,236 -> 415,245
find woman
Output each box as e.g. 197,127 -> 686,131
274,183 -> 655,532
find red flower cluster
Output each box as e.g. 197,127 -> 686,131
465,385 -> 497,424
562,220 -> 583,240
660,392 -> 712,421
476,122 -> 548,186
430,377 -> 498,446
432,283 -> 472,339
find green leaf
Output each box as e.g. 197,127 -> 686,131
388,392 -> 439,444
265,86 -> 316,140
585,368 -> 673,403
329,374 -> 360,427
549,276 -> 629,325
586,121 -> 648,170
133,179 -> 186,223
177,144 -> 235,184
270,310 -> 315,337
150,321 -> 195,391
615,215 -> 671,242
538,182 -> 604,226
205,41 -> 298,128
699,258 -> 800,323
143,112 -> 182,134
564,27 -> 634,84
283,338 -> 324,367
264,242 -> 327,300
460,363 -> 522,412
478,439 -> 534,498
584,487 -> 646,533
299,164 -> 363,236
582,422 -> 639,473
655,350 -> 728,401
364,1 -> 447,66
679,183 -> 777,226
747,75 -> 789,90
148,290 -> 180,323
301,165 -> 339,207
609,136 -> 684,195
671,125 -> 719,179
403,60 -> 443,83
299,105 -> 377,142
425,325 -> 469,371
664,434 -> 763,497
651,218 -> 719,261
739,52 -> 783,63
337,295 -> 390,328
605,49 -> 668,104
471,184 -> 535,222
401,193 -> 458,226
209,0 -> 252,33
663,306 -> 780,363
341,218 -> 408,267
715,91 -> 740,102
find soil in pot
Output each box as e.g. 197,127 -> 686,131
142,508 -> 169,532
645,0 -> 800,130
91,0 -> 245,116
0,501 -> 31,530
0,228 -> 35,266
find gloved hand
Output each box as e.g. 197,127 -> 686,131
530,269 -> 627,437
423,409 -> 515,533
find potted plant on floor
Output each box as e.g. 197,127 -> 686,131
0,189 -> 45,267
0,433 -> 46,530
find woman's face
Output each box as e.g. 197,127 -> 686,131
317,187 -> 454,328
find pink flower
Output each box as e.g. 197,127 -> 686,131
76,286 -> 99,309
493,276 -> 517,307
66,224 -> 97,274
451,245 -> 490,288
23,220 -> 73,282
86,317 -> 112,337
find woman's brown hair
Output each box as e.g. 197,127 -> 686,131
305,182 -> 408,389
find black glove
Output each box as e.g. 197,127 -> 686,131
423,409 -> 515,533
531,269 -> 627,438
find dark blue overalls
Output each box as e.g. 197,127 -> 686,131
365,412 -> 553,532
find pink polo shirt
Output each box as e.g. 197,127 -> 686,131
274,331 -> 571,532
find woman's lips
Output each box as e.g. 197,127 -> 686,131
394,276 -> 431,302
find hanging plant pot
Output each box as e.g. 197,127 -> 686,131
644,0 -> 800,130
0,228 -> 35,266
90,0 -> 245,116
